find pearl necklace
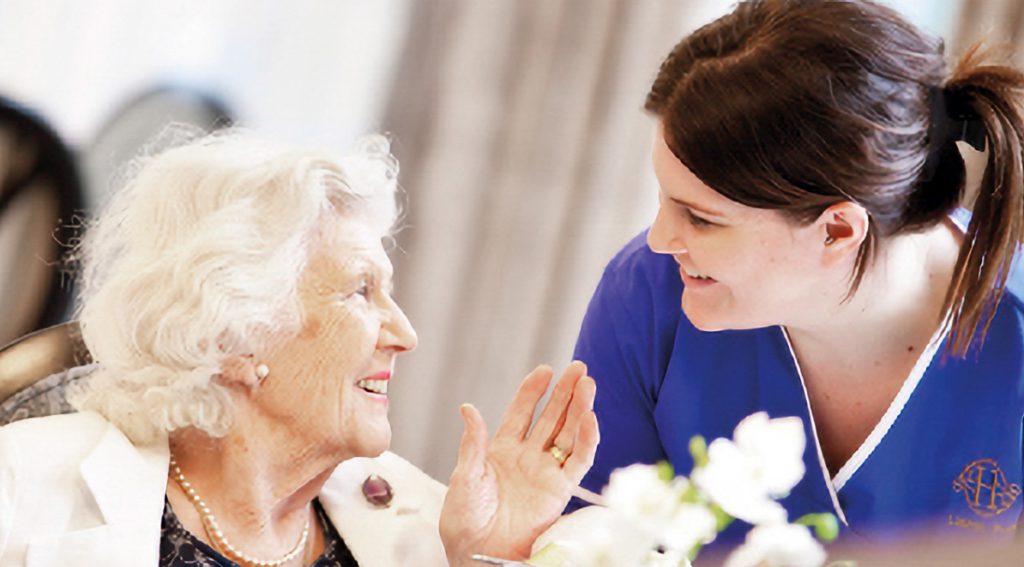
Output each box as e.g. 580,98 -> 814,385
168,455 -> 311,567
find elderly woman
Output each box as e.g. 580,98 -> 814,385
0,132 -> 598,566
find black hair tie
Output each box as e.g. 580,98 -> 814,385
921,85 -> 986,182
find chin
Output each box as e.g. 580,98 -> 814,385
682,302 -> 767,332
681,297 -> 730,332
349,425 -> 392,458
362,445 -> 389,458
681,290 -> 769,332
369,431 -> 392,457
686,315 -> 730,332
683,302 -> 776,332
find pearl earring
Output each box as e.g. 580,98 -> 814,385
255,363 -> 270,382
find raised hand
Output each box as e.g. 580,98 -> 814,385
439,361 -> 599,566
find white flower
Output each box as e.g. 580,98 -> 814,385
732,413 -> 806,495
529,506 -> 655,566
529,466 -> 714,567
604,464 -> 684,525
723,523 -> 827,567
660,499 -> 718,554
604,464 -> 717,553
692,412 -> 805,524
528,413 -> 820,567
643,549 -> 694,567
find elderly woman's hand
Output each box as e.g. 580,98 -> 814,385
439,361 -> 599,565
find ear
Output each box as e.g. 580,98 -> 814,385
218,355 -> 261,391
817,201 -> 869,266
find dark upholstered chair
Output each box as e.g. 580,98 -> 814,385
0,321 -> 93,425
0,97 -> 84,347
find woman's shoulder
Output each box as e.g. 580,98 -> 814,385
1000,252 -> 1024,314
372,451 -> 446,488
0,411 -> 112,473
324,451 -> 445,505
0,411 -> 168,566
952,208 -> 1024,317
974,246 -> 1024,347
319,453 -> 448,566
0,408 -> 108,435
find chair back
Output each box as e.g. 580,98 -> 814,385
0,97 -> 83,346
0,321 -> 92,424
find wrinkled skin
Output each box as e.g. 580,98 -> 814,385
440,361 -> 599,565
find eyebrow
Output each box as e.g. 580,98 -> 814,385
346,256 -> 394,291
667,196 -> 726,218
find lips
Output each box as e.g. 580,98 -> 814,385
356,371 -> 391,395
679,265 -> 717,288
681,264 -> 713,280
673,254 -> 713,281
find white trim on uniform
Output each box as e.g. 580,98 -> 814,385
830,325 -> 948,491
781,327 -> 849,526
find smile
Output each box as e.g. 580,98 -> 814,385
356,370 -> 391,396
356,379 -> 389,395
681,264 -> 714,281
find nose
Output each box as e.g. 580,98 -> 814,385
647,204 -> 687,255
379,295 -> 418,353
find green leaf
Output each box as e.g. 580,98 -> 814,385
687,542 -> 703,561
656,461 -> 675,482
689,435 -> 709,468
710,503 -> 734,532
795,513 -> 840,542
679,481 -> 702,504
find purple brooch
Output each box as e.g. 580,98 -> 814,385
361,474 -> 394,508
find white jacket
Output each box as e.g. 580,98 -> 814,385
0,411 -> 449,567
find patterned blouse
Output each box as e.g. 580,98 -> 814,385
159,497 -> 358,566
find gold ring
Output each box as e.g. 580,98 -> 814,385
548,445 -> 569,466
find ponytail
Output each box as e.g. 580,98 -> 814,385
943,43 -> 1024,356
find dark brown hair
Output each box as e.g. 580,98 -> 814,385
646,0 -> 1024,356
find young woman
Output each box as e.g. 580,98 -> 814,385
569,0 -> 1024,548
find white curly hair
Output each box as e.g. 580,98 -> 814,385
70,128 -> 399,445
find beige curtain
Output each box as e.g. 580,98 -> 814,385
945,0 -> 1024,205
0,128 -> 59,346
381,1 -> 699,478
951,0 -> 1024,61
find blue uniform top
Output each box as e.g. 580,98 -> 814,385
568,228 -> 1024,549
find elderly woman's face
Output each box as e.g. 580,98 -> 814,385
257,217 -> 417,458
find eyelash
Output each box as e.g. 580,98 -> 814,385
354,278 -> 374,299
684,208 -> 714,228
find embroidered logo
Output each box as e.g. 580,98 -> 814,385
952,459 -> 1021,517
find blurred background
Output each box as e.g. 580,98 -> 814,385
0,0 -> 1016,480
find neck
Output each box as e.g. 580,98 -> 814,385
167,410 -> 348,562
786,219 -> 961,380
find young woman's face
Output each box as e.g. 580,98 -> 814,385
648,124 -> 834,331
